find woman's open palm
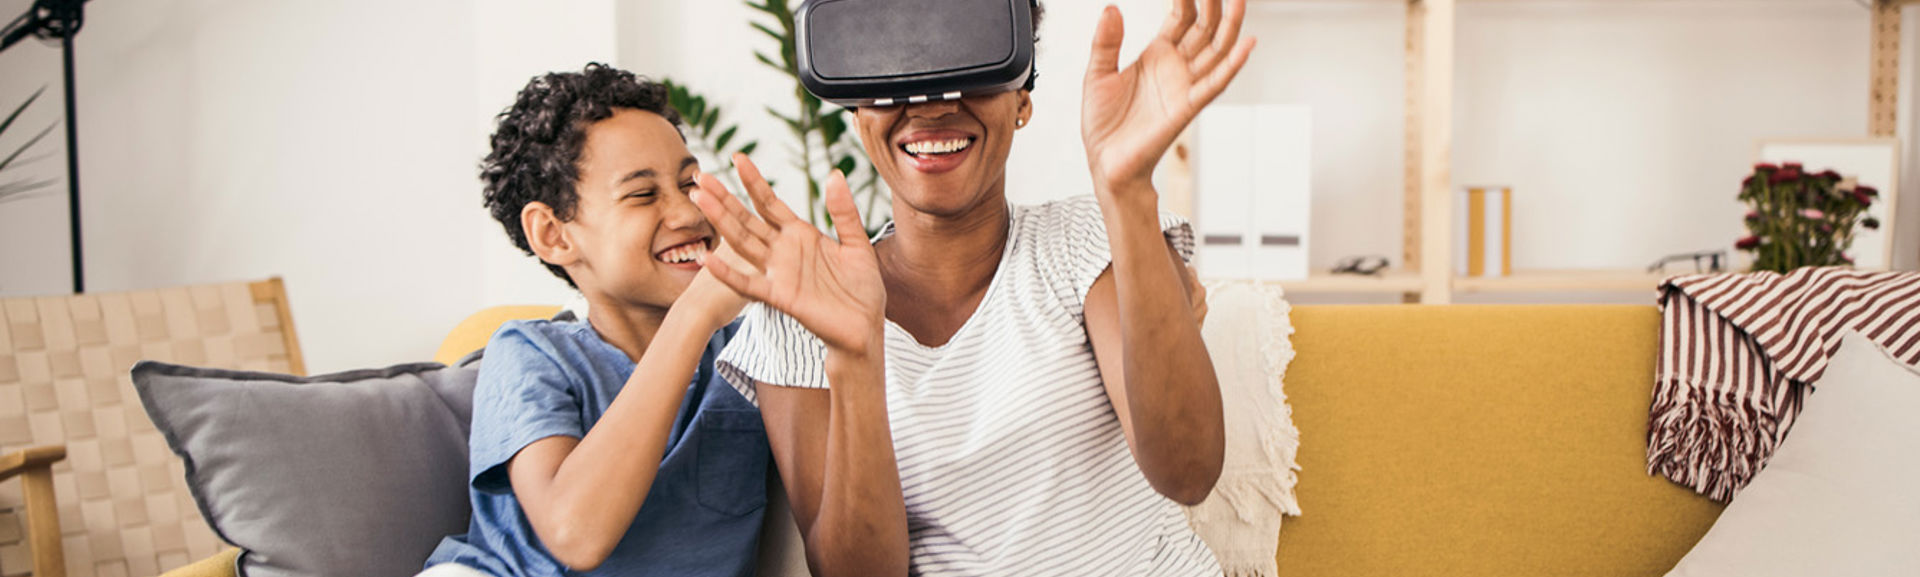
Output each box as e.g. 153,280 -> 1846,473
1081,0 -> 1255,188
692,155 -> 886,354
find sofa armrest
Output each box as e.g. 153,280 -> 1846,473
159,549 -> 240,577
0,445 -> 65,577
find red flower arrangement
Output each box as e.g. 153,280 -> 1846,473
1737,162 -> 1878,272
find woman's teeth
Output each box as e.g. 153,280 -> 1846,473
659,242 -> 707,265
903,138 -> 973,157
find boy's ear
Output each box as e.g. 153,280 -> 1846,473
523,202 -> 579,268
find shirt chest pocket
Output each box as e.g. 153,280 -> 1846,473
695,408 -> 770,516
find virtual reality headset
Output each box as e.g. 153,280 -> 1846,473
795,0 -> 1036,107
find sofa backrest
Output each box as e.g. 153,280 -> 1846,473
1277,305 -> 1725,576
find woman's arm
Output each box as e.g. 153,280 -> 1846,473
507,270 -> 744,571
1078,0 -> 1255,505
693,156 -> 909,577
1085,232 -> 1221,506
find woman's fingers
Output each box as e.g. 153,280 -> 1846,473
1085,5 -> 1125,82
702,254 -> 774,304
1190,0 -> 1246,77
1157,0 -> 1197,45
693,177 -> 773,265
822,170 -> 871,247
1177,0 -> 1222,58
733,154 -> 805,228
1189,37 -> 1255,109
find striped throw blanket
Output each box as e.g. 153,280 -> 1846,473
1650,267 -> 1920,501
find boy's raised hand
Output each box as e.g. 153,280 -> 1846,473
691,155 -> 887,357
677,239 -> 753,327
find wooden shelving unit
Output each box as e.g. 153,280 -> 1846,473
1279,271 -> 1426,294
1164,0 -> 1910,303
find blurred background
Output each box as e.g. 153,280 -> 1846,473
0,0 -> 1916,373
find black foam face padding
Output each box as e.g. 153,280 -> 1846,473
797,0 -> 1034,106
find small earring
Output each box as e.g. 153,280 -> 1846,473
1016,118 -> 1026,128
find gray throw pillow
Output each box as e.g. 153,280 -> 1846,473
131,357 -> 479,577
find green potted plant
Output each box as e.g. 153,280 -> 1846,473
0,86 -> 58,206
746,0 -> 888,235
1735,162 -> 1881,273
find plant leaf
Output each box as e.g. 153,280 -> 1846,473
820,113 -> 847,145
0,86 -> 46,141
0,123 -> 57,174
0,178 -> 57,204
737,141 -> 759,156
754,52 -> 782,71
751,21 -> 784,44
715,126 -> 739,151
835,155 -> 856,176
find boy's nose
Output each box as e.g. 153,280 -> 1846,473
660,188 -> 707,230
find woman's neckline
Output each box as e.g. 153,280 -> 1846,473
874,209 -> 1019,352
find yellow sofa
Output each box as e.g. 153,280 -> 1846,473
166,304 -> 1724,577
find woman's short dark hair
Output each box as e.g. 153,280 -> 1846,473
1026,0 -> 1045,91
481,63 -> 682,288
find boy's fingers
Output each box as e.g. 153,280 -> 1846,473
822,171 -> 870,246
734,154 -> 804,228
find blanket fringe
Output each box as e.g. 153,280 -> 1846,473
1646,374 -> 1785,502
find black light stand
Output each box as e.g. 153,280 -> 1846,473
2,0 -> 89,293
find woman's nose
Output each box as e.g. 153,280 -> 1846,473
903,99 -> 960,119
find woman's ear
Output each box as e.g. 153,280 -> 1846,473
523,202 -> 579,268
1017,90 -> 1034,128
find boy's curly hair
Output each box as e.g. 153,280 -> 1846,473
481,63 -> 682,288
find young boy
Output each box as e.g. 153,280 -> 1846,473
422,63 -> 770,577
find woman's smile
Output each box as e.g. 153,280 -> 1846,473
896,128 -> 979,174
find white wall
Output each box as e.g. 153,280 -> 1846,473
0,0 -> 71,297
3,0 -> 1916,371
1224,0 -> 1902,274
0,0 -> 619,373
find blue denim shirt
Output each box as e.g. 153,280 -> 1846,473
427,318 -> 767,577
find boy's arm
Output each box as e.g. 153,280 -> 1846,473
506,274 -> 741,572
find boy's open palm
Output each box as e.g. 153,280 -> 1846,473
692,155 -> 886,355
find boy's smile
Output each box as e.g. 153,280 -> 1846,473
553,107 -> 716,313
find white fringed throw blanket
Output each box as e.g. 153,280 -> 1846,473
1184,281 -> 1303,577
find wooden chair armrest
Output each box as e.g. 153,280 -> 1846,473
0,446 -> 65,481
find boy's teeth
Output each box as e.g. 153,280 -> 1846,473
661,243 -> 707,264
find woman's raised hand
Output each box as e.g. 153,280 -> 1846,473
1081,0 -> 1255,193
691,155 -> 888,357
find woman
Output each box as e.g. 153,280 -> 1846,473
692,1 -> 1254,574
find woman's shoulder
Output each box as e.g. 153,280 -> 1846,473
1012,195 -> 1193,256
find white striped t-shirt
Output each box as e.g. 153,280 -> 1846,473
716,196 -> 1221,577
